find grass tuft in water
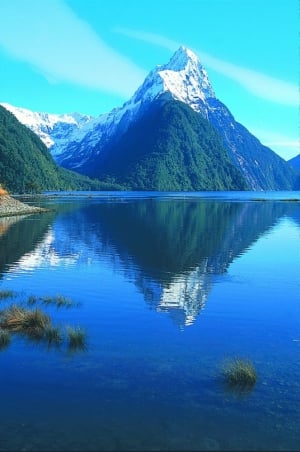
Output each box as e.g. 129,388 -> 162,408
41,295 -> 79,308
27,295 -> 38,306
222,357 -> 257,395
0,290 -> 16,300
0,328 -> 11,350
27,294 -> 80,309
0,305 -> 51,338
0,296 -> 86,353
67,326 -> 87,351
44,325 -> 63,346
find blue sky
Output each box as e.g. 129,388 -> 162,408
0,0 -> 298,160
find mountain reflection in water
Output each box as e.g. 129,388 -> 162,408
0,198 -> 298,327
0,211 -> 54,275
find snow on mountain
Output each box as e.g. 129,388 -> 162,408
132,46 -> 215,111
62,45 -> 296,190
0,102 -> 93,156
56,46 -> 217,167
2,46 -> 297,190
1,47 -> 214,165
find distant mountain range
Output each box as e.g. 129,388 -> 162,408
1,46 -> 299,191
0,105 -> 120,193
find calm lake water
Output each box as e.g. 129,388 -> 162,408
0,191 -> 299,451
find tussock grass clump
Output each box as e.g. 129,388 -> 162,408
44,325 -> 63,346
39,295 -> 78,308
67,326 -> 87,351
0,290 -> 16,300
0,328 -> 11,350
0,293 -> 86,354
27,294 -> 80,309
0,305 -> 51,338
27,295 -> 38,305
222,357 -> 257,394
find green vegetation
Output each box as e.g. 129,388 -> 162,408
27,295 -> 39,305
44,325 -> 63,346
2,98 -> 297,192
0,305 -> 51,338
0,328 -> 11,350
222,357 -> 257,394
0,105 -> 121,193
85,99 -> 248,191
0,291 -> 86,352
67,326 -> 87,351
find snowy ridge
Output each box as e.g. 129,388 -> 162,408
0,102 -> 93,155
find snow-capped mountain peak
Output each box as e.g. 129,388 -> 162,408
165,46 -> 200,70
131,46 -> 215,110
161,46 -> 215,100
1,45 -> 296,191
1,47 -> 215,161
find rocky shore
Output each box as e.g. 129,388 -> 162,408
0,194 -> 47,218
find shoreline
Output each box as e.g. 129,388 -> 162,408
0,194 -> 49,218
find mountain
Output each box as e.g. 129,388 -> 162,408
205,99 -> 299,190
60,46 -> 298,190
0,102 -> 93,157
0,105 -> 116,193
288,155 -> 300,190
289,154 -> 300,171
80,98 -> 247,190
2,47 -> 299,191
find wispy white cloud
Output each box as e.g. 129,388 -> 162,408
114,28 -> 298,107
0,0 -> 146,97
113,29 -> 180,52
